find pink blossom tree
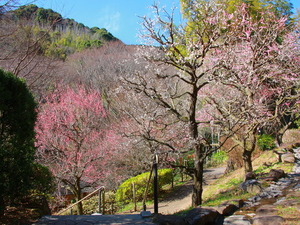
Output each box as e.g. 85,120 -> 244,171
201,3 -> 300,173
35,85 -> 122,214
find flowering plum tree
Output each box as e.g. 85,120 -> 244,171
35,85 -> 121,214
202,3 -> 300,173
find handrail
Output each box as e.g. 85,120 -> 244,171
56,186 -> 105,215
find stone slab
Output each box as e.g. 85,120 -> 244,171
33,214 -> 155,225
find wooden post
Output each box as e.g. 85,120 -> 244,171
102,189 -> 105,215
132,182 -> 137,211
98,189 -> 101,214
153,153 -> 159,214
184,160 -> 187,180
171,170 -> 174,189
180,157 -> 184,182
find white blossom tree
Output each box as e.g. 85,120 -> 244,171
124,0 -> 234,206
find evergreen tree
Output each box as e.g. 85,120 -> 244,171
0,69 -> 37,215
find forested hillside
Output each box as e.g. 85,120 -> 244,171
0,3 -> 118,96
14,4 -> 117,53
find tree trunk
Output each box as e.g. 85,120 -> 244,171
75,179 -> 83,215
0,195 -> 5,217
76,201 -> 83,215
192,144 -> 204,207
189,81 -> 205,207
242,130 -> 257,173
242,150 -> 253,173
276,122 -> 292,146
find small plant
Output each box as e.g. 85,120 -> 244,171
205,150 -> 228,168
257,134 -> 276,150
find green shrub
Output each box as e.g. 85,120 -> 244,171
205,150 -> 228,168
115,168 -> 173,203
257,134 -> 275,150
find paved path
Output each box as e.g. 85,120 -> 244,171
147,167 -> 226,214
33,214 -> 155,225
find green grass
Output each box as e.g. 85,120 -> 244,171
173,207 -> 193,217
254,162 -> 294,174
116,200 -> 154,213
202,187 -> 252,207
277,205 -> 300,225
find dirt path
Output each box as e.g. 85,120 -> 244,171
147,167 -> 226,214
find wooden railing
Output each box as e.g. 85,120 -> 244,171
56,186 -> 105,215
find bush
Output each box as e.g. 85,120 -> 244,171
115,168 -> 173,203
205,150 -> 228,168
257,134 -> 276,150
0,69 -> 37,215
31,163 -> 55,195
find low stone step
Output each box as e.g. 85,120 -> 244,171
223,215 -> 251,225
33,214 -> 155,225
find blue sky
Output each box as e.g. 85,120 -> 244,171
22,0 -> 300,45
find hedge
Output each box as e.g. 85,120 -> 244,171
115,168 -> 173,203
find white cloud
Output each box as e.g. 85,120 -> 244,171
98,7 -> 121,33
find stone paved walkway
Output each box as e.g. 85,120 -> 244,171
33,214 -> 155,225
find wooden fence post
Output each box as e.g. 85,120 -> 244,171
132,182 -> 137,211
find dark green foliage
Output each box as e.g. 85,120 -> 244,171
35,8 -> 62,24
77,39 -> 103,51
13,4 -> 39,20
91,27 -> 116,41
14,4 -> 62,25
115,169 -> 173,203
257,134 -> 276,150
31,163 -> 55,195
0,69 -> 37,214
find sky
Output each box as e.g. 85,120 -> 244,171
20,0 -> 300,45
